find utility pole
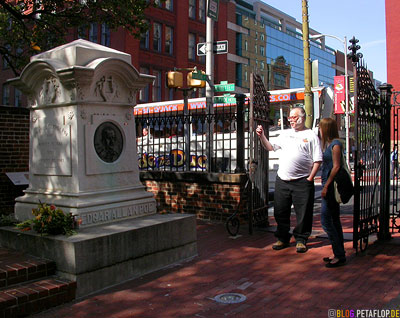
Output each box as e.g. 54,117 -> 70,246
302,0 -> 313,128
206,0 -> 215,171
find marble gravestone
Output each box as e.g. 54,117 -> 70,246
10,39 -> 157,227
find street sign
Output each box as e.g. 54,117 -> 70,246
214,40 -> 228,54
197,40 -> 228,56
197,43 -> 207,56
191,71 -> 208,81
214,81 -> 235,92
207,0 -> 219,21
214,94 -> 236,104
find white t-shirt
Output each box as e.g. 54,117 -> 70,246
272,128 -> 323,181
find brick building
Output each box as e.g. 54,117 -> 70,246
386,0 -> 400,91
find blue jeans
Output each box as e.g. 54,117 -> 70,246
321,184 -> 346,260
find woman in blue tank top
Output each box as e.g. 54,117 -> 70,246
319,118 -> 346,268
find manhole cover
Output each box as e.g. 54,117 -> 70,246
214,293 -> 246,304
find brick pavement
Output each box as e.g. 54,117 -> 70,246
30,205 -> 400,318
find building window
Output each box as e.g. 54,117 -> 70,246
14,88 -> 22,107
165,0 -> 173,11
255,45 -> 257,54
261,61 -> 265,70
2,84 -> 10,105
236,64 -> 242,87
89,23 -> 98,43
140,25 -> 149,49
78,25 -> 87,39
165,26 -> 173,55
101,23 -> 110,46
245,41 -> 248,51
188,33 -> 196,60
139,67 -> 149,102
199,0 -> 206,22
260,46 -> 264,56
167,87 -> 174,100
274,72 -> 286,87
153,23 -> 162,52
261,34 -> 265,41
152,70 -> 162,102
2,44 -> 10,69
189,0 -> 196,19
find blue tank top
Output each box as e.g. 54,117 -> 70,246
321,139 -> 343,184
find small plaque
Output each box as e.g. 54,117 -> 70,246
94,122 -> 123,163
5,172 -> 29,185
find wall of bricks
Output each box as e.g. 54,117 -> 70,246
0,106 -> 30,215
140,171 -> 249,222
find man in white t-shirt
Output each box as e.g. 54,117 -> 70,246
256,107 -> 322,253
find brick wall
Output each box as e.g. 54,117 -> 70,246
0,107 -> 29,215
140,171 -> 249,222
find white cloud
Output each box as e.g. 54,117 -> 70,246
361,40 -> 386,49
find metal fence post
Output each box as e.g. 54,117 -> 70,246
379,83 -> 393,241
235,93 -> 246,173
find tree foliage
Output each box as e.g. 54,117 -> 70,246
0,0 -> 157,76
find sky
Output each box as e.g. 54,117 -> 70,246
260,0 -> 387,82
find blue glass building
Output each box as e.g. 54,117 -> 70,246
235,0 -> 337,90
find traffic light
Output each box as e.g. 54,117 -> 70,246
187,71 -> 206,88
166,71 -> 183,88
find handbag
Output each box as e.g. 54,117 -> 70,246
333,150 -> 354,204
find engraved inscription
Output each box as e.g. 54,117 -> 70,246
79,202 -> 156,226
32,119 -> 72,176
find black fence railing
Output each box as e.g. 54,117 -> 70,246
135,98 -> 250,173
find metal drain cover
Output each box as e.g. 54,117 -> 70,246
214,293 -> 246,304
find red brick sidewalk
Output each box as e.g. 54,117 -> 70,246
31,214 -> 400,318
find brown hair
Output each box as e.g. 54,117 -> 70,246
319,117 -> 339,149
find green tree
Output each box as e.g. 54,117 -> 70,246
0,0 -> 157,76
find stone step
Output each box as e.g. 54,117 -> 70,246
0,276 -> 76,318
0,248 -> 56,288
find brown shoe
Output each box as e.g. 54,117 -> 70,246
296,242 -> 307,253
272,240 -> 289,250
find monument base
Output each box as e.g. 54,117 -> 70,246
0,213 -> 197,298
14,186 -> 157,228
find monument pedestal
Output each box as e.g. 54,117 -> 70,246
0,213 -> 197,298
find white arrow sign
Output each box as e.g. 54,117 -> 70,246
197,40 -> 228,56
197,43 -> 206,56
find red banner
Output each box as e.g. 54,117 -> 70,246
334,76 -> 346,114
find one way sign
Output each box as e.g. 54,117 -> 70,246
197,40 -> 228,56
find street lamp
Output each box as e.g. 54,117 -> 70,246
310,34 -> 350,167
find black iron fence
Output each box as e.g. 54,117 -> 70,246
135,97 -> 250,174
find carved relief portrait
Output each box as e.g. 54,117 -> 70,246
94,122 -> 123,163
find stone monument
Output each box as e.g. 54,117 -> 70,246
0,40 -> 197,297
11,39 -> 157,226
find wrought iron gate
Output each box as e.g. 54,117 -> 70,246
351,37 -> 392,252
226,73 -> 271,235
248,73 -> 271,234
390,91 -> 400,233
